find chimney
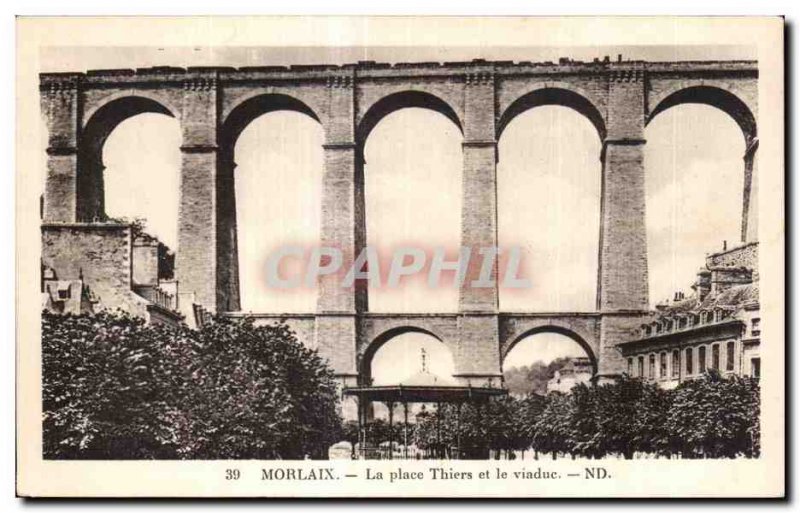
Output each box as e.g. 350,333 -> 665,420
692,269 -> 712,301
723,240 -> 728,251
617,54 -> 622,63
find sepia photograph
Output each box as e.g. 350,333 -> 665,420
15,16 -> 785,498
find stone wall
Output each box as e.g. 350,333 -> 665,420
707,242 -> 759,280
41,223 -> 149,319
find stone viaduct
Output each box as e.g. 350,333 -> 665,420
40,56 -> 758,392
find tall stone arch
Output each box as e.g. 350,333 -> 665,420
359,326 -> 453,386
497,84 -> 607,142
502,325 -> 599,376
217,93 -> 324,313
77,96 -> 178,223
647,84 -> 759,242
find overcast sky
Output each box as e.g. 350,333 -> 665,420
41,45 -> 754,379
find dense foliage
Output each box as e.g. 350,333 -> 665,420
43,309 -> 760,460
42,311 -> 342,459
380,373 -> 760,460
503,357 -> 571,396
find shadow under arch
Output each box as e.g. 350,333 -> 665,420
497,87 -> 607,143
78,96 -> 176,222
502,325 -> 598,376
647,85 -> 757,143
360,326 -> 451,386
220,93 -> 322,152
216,93 -> 324,313
356,90 -> 463,149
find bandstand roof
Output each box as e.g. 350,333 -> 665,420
342,384 -> 508,403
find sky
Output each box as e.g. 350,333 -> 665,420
42,45 -> 753,378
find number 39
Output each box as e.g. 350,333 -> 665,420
226,469 -> 241,480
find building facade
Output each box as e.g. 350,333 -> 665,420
618,242 -> 760,388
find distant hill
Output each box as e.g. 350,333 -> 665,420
503,356 -> 572,397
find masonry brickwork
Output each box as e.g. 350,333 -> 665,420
40,57 -> 758,394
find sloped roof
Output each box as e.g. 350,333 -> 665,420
399,370 -> 459,387
699,282 -> 759,310
656,283 -> 758,319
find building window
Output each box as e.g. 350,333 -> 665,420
672,349 -> 680,377
711,344 -> 720,371
726,341 -> 735,371
648,354 -> 655,379
627,358 -> 633,376
57,288 -> 70,300
751,358 -> 761,379
659,352 -> 667,378
699,346 -> 707,373
637,356 -> 644,378
686,348 -> 693,375
752,318 -> 761,337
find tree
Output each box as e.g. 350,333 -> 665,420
665,371 -> 760,458
515,393 -> 547,459
42,311 -> 342,459
531,392 -> 573,459
503,357 -> 572,396
42,310 -> 190,458
590,376 -> 671,459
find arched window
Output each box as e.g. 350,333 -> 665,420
627,357 -> 633,376
648,354 -> 656,379
726,341 -> 736,372
699,346 -> 707,373
659,352 -> 668,379
712,343 -> 720,371
672,349 -> 681,378
686,347 -> 694,375
638,356 -> 645,378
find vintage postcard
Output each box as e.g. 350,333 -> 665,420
16,16 -> 785,498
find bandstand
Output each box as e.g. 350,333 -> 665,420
343,369 -> 507,460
